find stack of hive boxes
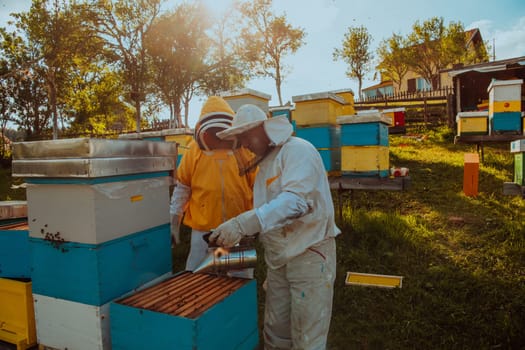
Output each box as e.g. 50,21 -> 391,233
11,138 -> 177,350
488,79 -> 523,134
0,202 -> 36,350
511,139 -> 525,186
221,88 -> 271,114
337,111 -> 391,178
119,128 -> 193,167
292,91 -> 349,175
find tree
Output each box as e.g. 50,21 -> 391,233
333,25 -> 373,100
404,17 -> 486,89
13,0 -> 102,139
63,62 -> 134,137
145,3 -> 211,128
237,0 -> 305,106
0,27 -> 51,140
92,0 -> 162,132
200,7 -> 249,97
376,33 -> 409,92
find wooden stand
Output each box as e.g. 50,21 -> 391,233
329,176 -> 411,220
454,134 -> 524,162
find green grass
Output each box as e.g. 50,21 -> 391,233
328,127 -> 524,349
0,167 -> 26,201
2,125 -> 524,349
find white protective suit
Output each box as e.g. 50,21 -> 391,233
219,114 -> 341,349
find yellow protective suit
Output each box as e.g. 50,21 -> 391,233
176,140 -> 255,231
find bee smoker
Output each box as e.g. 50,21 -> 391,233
192,232 -> 257,275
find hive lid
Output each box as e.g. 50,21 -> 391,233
337,113 -> 391,125
13,138 -> 177,159
12,157 -> 175,178
382,107 -> 406,113
487,79 -> 524,92
456,111 -> 489,117
220,88 -> 271,100
0,201 -> 28,220
118,128 -> 194,140
292,92 -> 346,104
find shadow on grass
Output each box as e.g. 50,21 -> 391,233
328,136 -> 524,349
330,212 -> 525,350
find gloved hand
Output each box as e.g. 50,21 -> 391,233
170,214 -> 181,248
210,210 -> 261,248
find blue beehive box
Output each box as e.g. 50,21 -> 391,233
270,106 -> 293,121
110,272 -> 259,350
337,113 -> 390,146
318,149 -> 341,172
490,112 -> 522,134
0,221 -> 30,278
30,224 -> 172,306
296,125 -> 340,149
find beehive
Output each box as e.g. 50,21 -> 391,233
164,131 -> 193,166
12,138 -> 177,350
295,125 -> 341,173
295,125 -> 340,149
0,201 -> 27,220
0,220 -> 30,279
511,139 -> 525,185
119,128 -> 189,167
487,79 -> 523,134
456,111 -> 489,136
270,105 -> 293,121
332,88 -> 356,116
340,146 -> 390,177
337,113 -> 390,177
338,114 -> 390,146
0,278 -> 36,350
30,224 -> 171,306
221,88 -> 271,113
382,107 -> 406,127
292,92 -> 345,126
33,293 -> 111,350
318,148 -> 341,173
110,272 -> 259,350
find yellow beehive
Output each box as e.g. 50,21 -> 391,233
332,89 -> 355,116
292,92 -> 345,126
221,88 -> 271,113
164,131 -> 193,157
456,111 -> 489,136
488,79 -> 523,114
0,278 -> 36,350
341,145 -> 389,177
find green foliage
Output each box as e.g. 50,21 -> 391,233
0,167 -> 26,200
376,33 -> 410,89
237,0 -> 306,105
333,25 -> 374,99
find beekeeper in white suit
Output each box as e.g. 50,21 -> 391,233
210,104 -> 340,350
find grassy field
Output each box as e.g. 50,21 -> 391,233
2,125 -> 524,349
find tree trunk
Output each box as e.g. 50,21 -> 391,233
48,71 -> 58,140
135,99 -> 141,133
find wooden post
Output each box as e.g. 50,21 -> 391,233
463,153 -> 479,197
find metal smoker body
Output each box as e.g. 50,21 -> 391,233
193,233 -> 257,275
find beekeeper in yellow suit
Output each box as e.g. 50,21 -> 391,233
169,96 -> 255,274
210,104 -> 340,349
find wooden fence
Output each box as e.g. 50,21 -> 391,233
355,86 -> 456,127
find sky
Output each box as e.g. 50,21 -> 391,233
1,0 -> 525,128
